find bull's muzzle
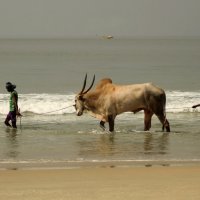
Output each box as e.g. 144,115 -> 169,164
76,110 -> 83,116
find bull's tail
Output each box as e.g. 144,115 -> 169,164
162,93 -> 170,132
154,91 -> 170,132
162,110 -> 167,131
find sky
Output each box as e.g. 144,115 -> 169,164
0,0 -> 200,38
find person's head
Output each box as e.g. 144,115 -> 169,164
6,82 -> 16,92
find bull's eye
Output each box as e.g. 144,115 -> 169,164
78,95 -> 84,101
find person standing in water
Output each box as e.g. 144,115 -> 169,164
4,82 -> 21,128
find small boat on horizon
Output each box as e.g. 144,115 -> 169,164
102,35 -> 114,39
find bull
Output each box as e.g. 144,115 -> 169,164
74,74 -> 170,132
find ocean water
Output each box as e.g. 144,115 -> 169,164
0,38 -> 199,169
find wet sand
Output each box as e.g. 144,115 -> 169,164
0,166 -> 200,200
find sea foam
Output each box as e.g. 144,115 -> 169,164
0,91 -> 199,115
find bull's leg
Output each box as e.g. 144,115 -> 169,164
108,115 -> 115,132
156,114 -> 170,132
164,119 -> 170,132
144,110 -> 153,131
99,121 -> 106,130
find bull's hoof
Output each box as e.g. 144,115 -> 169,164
100,124 -> 106,131
166,126 -> 170,132
99,121 -> 106,131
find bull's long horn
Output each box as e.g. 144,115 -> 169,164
83,74 -> 95,94
79,73 -> 87,94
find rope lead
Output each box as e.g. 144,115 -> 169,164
17,105 -> 74,128
38,105 -> 74,115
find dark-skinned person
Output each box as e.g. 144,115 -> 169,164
4,82 -> 22,129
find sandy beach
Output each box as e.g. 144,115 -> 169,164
0,166 -> 200,200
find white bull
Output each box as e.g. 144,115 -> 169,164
74,74 -> 170,132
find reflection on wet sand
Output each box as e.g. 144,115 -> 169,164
5,128 -> 20,168
144,132 -> 169,155
77,132 -> 170,161
78,133 -> 116,158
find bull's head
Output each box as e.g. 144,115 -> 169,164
74,74 -> 95,116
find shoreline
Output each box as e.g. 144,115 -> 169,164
1,159 -> 200,171
0,166 -> 200,200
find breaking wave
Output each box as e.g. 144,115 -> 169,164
0,91 -> 199,115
